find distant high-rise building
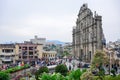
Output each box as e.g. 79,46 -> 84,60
72,4 -> 105,62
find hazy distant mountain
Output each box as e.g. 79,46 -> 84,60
47,40 -> 65,45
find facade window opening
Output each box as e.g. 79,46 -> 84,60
29,47 -> 33,50
29,52 -> 33,55
2,49 -> 13,53
19,47 -> 21,49
22,47 -> 27,50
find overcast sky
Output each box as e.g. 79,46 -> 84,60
0,0 -> 120,43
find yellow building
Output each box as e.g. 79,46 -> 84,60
0,42 -> 56,65
42,51 -> 57,60
15,42 -> 43,64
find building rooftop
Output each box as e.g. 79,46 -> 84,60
0,44 -> 15,48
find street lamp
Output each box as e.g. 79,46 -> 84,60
109,50 -> 112,75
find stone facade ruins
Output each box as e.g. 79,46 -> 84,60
72,4 -> 105,62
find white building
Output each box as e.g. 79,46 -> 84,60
0,44 -> 16,64
30,35 -> 46,45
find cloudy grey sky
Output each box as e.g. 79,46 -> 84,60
0,0 -> 120,43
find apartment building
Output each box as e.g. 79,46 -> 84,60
16,42 -> 43,64
0,44 -> 16,64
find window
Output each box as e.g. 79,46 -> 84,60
29,47 -> 33,50
2,49 -> 13,53
29,52 -> 33,55
0,55 -> 4,57
35,56 -> 38,59
22,47 -> 27,50
2,49 -> 4,52
19,47 -> 21,49
22,51 -> 27,55
19,56 -> 21,58
23,56 -> 27,59
5,56 -> 10,59
29,56 -> 33,59
12,55 -> 15,57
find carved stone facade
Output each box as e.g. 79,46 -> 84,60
73,4 -> 105,62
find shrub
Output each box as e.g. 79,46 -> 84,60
105,75 -> 120,80
26,71 -> 32,77
40,72 -> 51,80
0,72 -> 10,80
2,64 -> 30,73
80,70 -> 93,80
38,66 -> 49,74
29,77 -> 36,80
35,66 -> 49,80
38,69 -> 86,80
68,69 -> 84,80
93,75 -> 120,80
55,64 -> 68,76
82,68 -> 87,73
14,75 -> 23,80
111,69 -> 116,76
39,72 -> 68,80
20,78 -> 26,80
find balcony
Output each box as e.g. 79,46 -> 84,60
1,57 -> 12,62
0,53 -> 15,56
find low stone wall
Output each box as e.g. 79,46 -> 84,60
10,68 -> 30,80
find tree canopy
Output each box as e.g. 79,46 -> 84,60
91,50 -> 109,69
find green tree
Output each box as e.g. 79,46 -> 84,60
80,70 -> 93,80
35,66 -> 49,80
55,64 -> 68,76
91,50 -> 109,80
69,69 -> 84,80
0,72 -> 10,80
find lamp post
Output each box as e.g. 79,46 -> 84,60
109,51 -> 112,75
